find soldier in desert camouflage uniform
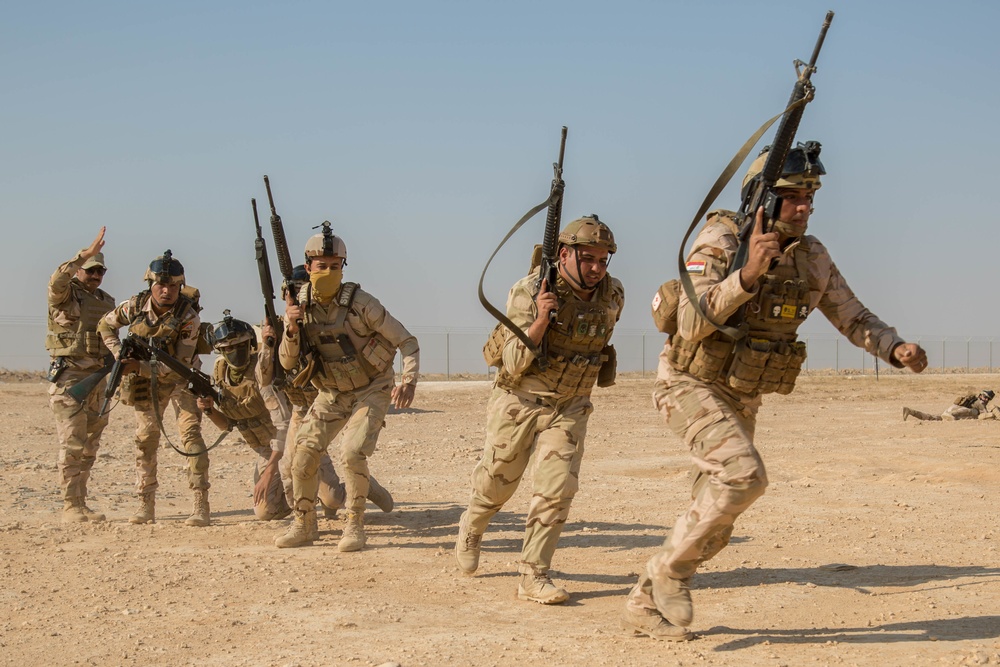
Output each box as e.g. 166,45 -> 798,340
275,224 -> 417,551
622,143 -> 928,641
903,389 -> 997,421
456,216 -> 624,604
46,227 -> 115,523
97,250 -> 212,527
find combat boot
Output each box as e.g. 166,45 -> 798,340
649,571 -> 694,628
455,511 -> 483,574
620,606 -> 692,641
903,407 -> 940,422
366,476 -> 394,513
62,497 -> 88,524
79,500 -> 106,522
185,489 -> 211,527
275,508 -> 317,548
338,511 -> 366,552
517,571 -> 569,605
129,492 -> 155,525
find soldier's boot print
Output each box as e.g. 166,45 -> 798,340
455,510 -> 483,574
184,489 -> 211,527
517,571 -> 569,605
338,510 -> 366,552
620,606 -> 692,642
648,568 -> 694,628
275,508 -> 317,548
130,492 -> 155,525
366,475 -> 394,513
62,497 -> 88,523
903,407 -> 940,421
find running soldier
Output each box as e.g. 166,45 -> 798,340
97,250 -> 212,526
622,143 -> 927,640
456,215 -> 624,604
275,224 -> 417,551
46,227 -> 115,523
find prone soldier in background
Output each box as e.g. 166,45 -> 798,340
97,250 -> 212,526
903,390 -> 997,421
46,227 -> 116,523
276,225 -> 418,551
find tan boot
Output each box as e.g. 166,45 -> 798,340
517,571 -> 569,605
185,489 -> 211,527
80,501 -> 106,522
129,492 -> 155,525
338,511 -> 366,552
649,570 -> 694,628
275,509 -> 317,548
455,510 -> 483,574
621,606 -> 692,641
366,476 -> 394,513
62,498 -> 88,524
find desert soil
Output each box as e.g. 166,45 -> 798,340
1,372 -> 998,667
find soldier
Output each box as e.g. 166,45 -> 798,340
275,223 -> 418,551
97,250 -> 212,526
621,142 -> 928,641
903,390 -> 997,421
269,265 -> 393,520
455,215 -> 624,605
196,311 -> 291,520
46,227 -> 116,523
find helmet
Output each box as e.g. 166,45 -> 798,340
304,221 -> 347,262
741,140 -> 826,198
143,249 -> 185,285
981,390 -> 995,402
558,215 -> 617,254
212,309 -> 257,370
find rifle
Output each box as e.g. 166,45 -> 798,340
263,174 -> 316,387
97,336 -> 144,416
66,353 -> 115,405
127,333 -> 222,406
729,10 -> 834,275
252,197 -> 286,386
537,126 -> 568,322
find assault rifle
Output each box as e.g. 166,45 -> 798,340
65,353 -> 115,405
537,126 -> 568,321
729,10 -> 834,275
252,197 -> 285,386
126,333 -> 222,406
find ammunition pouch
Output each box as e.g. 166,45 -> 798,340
668,334 -> 807,396
317,355 -> 374,392
597,345 -> 617,387
119,373 -> 152,409
483,323 -> 506,368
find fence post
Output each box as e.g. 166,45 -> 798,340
942,339 -> 946,370
446,332 -> 450,381
641,333 -> 646,378
967,337 -> 971,373
836,338 -> 839,373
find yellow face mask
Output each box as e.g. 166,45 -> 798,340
310,268 -> 343,303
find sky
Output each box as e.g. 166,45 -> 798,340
3,1 -> 999,371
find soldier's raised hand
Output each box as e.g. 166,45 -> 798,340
82,227 -> 106,260
739,208 -> 782,291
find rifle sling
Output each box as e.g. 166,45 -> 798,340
677,98 -> 807,341
149,356 -> 230,458
477,195 -> 555,360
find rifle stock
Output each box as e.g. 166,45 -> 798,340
66,354 -> 115,405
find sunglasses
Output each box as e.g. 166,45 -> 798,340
84,266 -> 107,276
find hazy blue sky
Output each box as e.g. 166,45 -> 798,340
4,1 -> 998,370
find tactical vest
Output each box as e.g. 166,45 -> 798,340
301,283 -> 397,393
45,281 -> 115,359
282,361 -> 320,407
668,237 -> 811,397
212,356 -> 276,450
119,292 -> 198,407
496,276 -> 618,397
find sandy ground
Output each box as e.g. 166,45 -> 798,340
1,372 -> 999,667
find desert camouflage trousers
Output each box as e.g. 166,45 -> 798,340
131,381 -> 210,494
48,368 -> 110,501
629,377 -> 767,611
465,387 -> 591,575
274,393 -> 343,511
289,378 -> 391,514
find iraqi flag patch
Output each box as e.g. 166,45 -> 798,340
685,261 -> 707,275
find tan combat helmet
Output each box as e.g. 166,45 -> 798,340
303,221 -> 347,263
143,249 -> 185,285
742,140 -> 826,197
558,215 -> 617,254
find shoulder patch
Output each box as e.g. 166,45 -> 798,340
685,261 -> 707,275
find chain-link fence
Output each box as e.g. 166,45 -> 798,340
5,318 -> 999,377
